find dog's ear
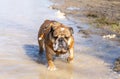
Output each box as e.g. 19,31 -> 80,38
69,27 -> 74,34
46,22 -> 57,33
50,22 -> 61,30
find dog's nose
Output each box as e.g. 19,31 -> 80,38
59,38 -> 64,42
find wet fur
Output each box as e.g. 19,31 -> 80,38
38,20 -> 74,70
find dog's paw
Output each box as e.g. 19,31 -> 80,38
67,57 -> 73,63
48,60 -> 56,71
48,65 -> 56,71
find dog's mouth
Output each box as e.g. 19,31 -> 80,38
53,38 -> 68,53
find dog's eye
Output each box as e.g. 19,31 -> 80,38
65,37 -> 69,39
54,36 -> 58,39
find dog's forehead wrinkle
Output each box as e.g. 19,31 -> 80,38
58,35 -> 61,38
61,28 -> 65,31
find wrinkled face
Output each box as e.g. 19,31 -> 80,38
52,27 -> 72,53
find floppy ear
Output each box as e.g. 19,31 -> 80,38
47,22 -> 58,33
69,27 -> 74,34
51,22 -> 61,30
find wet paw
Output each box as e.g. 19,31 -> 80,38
48,65 -> 56,71
48,60 -> 56,71
67,57 -> 73,63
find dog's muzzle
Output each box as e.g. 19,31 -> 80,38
53,37 -> 68,53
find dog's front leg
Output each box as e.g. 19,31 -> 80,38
45,45 -> 56,71
67,39 -> 74,63
67,47 -> 74,63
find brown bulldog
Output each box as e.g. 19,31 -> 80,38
38,20 -> 74,71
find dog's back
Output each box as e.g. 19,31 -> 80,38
38,20 -> 57,54
38,20 -> 55,40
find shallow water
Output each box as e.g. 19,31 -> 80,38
0,0 -> 120,79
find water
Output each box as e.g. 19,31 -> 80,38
0,0 -> 120,79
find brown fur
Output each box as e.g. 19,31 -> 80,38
38,20 -> 74,70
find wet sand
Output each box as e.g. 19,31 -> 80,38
0,0 -> 120,79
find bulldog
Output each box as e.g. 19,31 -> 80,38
38,20 -> 74,71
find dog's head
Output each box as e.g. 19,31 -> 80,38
49,22 -> 74,53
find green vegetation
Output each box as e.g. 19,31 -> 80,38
87,13 -> 120,34
93,16 -> 120,34
111,23 -> 120,33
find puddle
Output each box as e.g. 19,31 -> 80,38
0,0 -> 120,79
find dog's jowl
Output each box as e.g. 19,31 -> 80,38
38,20 -> 74,71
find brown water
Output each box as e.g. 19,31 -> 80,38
0,0 -> 120,79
